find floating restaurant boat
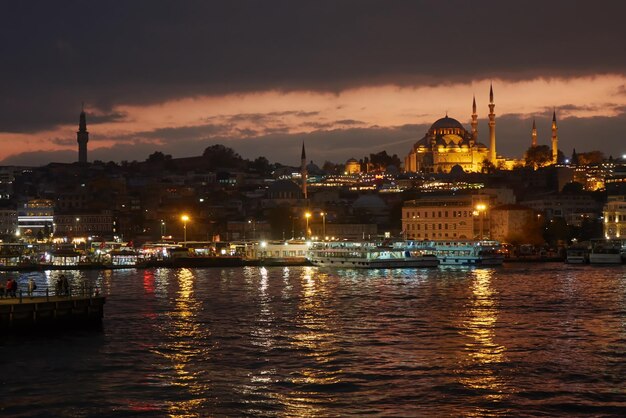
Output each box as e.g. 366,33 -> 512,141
249,240 -> 311,266
409,240 -> 505,266
307,240 -> 439,268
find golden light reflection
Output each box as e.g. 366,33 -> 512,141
277,266 -> 341,416
151,268 -> 210,416
458,268 -> 509,403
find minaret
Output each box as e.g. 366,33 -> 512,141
551,109 -> 558,163
531,118 -> 537,147
77,105 -> 89,164
470,95 -> 478,144
488,83 -> 496,163
301,142 -> 308,199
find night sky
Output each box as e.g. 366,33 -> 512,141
1,0 -> 625,166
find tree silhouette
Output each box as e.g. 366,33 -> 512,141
525,145 -> 552,169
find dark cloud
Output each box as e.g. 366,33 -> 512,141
334,119 -> 365,126
1,1 -> 625,132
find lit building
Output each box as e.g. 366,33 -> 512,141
402,194 -> 496,240
17,199 -> 55,238
603,195 -> 626,239
345,158 -> 361,174
404,86 -> 496,173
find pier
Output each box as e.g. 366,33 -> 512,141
0,293 -> 105,332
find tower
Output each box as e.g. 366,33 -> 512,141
488,83 -> 496,163
301,142 -> 308,199
470,95 -> 478,144
77,105 -> 89,164
551,109 -> 558,163
531,118 -> 537,147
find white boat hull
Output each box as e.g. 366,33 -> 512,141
309,256 -> 439,269
438,256 -> 504,266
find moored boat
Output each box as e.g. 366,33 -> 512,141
308,240 -> 439,268
409,240 -> 504,266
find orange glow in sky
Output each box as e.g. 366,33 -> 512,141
1,75 -> 625,163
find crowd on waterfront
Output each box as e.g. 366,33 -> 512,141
0,274 -> 90,299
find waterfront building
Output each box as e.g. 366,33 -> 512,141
402,193 -> 498,240
54,212 -> 115,238
603,195 -> 626,239
490,204 -> 542,244
17,199 -> 55,238
520,193 -> 602,221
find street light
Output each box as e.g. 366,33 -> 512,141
475,203 -> 487,239
160,219 -> 166,238
181,214 -> 190,243
320,212 -> 326,240
305,212 -> 311,238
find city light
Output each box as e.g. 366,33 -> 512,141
305,212 -> 311,238
181,214 -> 190,243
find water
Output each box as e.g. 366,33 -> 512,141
2,263 -> 626,416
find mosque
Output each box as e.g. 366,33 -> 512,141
404,84 -> 560,173
404,85 -> 497,173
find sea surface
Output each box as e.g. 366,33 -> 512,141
1,263 -> 626,417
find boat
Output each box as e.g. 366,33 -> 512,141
249,240 -> 312,266
307,240 -> 439,268
565,244 -> 590,264
589,239 -> 623,264
410,240 -> 505,266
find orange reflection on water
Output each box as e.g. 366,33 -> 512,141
458,268 -> 509,404
279,267 -> 341,416
152,268 -> 210,416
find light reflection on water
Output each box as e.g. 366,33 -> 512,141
2,264 -> 626,416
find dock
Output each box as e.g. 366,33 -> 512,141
0,294 -> 106,332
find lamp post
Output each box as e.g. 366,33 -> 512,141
181,215 -> 189,243
320,212 -> 326,240
160,219 -> 166,238
305,212 -> 311,238
475,203 -> 487,239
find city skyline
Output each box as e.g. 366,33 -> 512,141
1,1 -> 625,166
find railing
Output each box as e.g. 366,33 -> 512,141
1,283 -> 101,303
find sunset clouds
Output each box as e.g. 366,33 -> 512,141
1,1 -> 625,166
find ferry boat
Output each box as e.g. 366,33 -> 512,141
307,241 -> 439,269
409,240 -> 504,266
589,239 -> 623,264
249,240 -> 311,266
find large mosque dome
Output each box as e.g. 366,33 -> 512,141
428,116 -> 467,136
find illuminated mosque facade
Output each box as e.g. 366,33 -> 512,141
404,85 -> 498,173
